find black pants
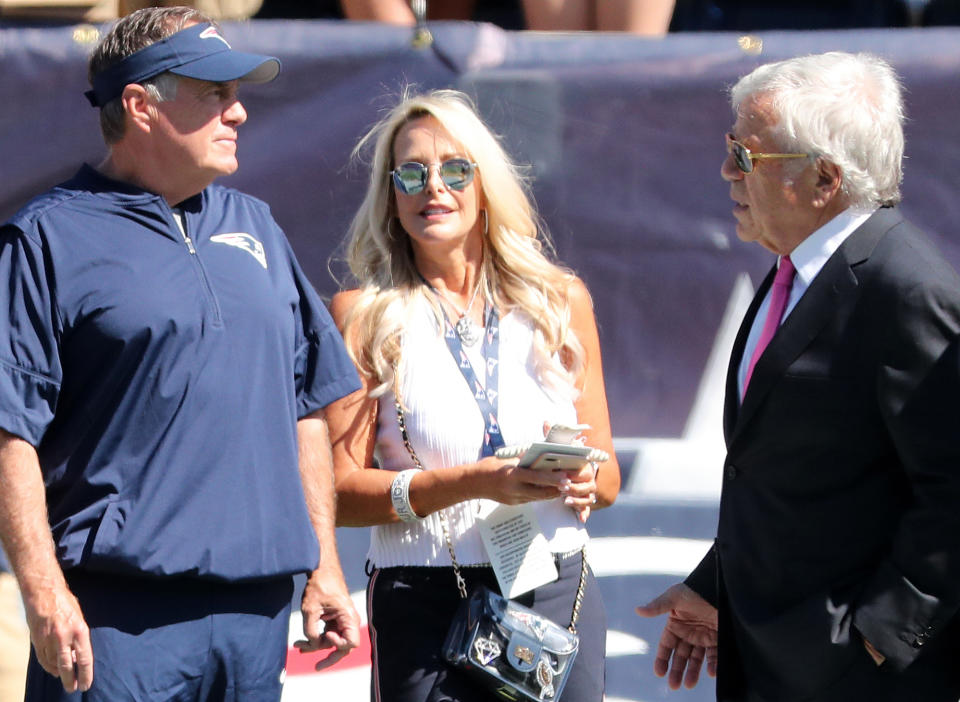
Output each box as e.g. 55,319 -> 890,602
367,552 -> 606,702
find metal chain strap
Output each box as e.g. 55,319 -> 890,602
394,399 -> 424,471
393,398 -> 588,626
568,547 -> 588,634
439,509 -> 470,600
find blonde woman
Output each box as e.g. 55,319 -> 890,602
326,89 -> 620,702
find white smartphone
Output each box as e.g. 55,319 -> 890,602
499,442 -> 595,470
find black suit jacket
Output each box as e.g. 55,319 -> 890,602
687,208 -> 960,702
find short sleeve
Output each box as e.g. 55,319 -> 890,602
286,243 -> 360,418
0,225 -> 62,446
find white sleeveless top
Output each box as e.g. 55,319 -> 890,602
368,296 -> 589,567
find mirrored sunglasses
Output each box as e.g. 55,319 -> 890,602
726,134 -> 809,174
391,158 -> 478,195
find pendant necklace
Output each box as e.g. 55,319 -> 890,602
433,274 -> 484,347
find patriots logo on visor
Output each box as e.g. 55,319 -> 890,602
210,233 -> 267,269
199,26 -> 232,48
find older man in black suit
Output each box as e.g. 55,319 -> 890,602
637,51 -> 960,702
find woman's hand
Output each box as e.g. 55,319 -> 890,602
537,421 -> 598,521
475,456 -> 567,505
560,461 -> 598,523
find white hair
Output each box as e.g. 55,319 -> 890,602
341,89 -> 585,398
731,51 -> 905,207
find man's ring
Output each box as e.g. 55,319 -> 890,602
590,494 -> 597,504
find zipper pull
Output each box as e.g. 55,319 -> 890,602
170,207 -> 196,254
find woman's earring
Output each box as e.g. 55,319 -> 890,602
481,209 -> 489,236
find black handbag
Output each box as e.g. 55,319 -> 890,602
395,400 -> 588,701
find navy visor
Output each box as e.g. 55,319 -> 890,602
86,23 -> 280,107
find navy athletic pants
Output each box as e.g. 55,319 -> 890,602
24,571 -> 293,702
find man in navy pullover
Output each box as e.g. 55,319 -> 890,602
0,7 -> 362,700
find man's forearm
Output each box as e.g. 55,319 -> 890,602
296,411 -> 343,573
294,410 -> 360,664
0,429 -> 95,693
0,430 -> 65,597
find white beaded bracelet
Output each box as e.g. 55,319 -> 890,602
390,469 -> 423,522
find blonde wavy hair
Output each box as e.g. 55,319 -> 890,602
342,89 -> 585,398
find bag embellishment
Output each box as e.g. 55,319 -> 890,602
474,637 -> 502,666
514,646 -> 534,665
536,659 -> 556,699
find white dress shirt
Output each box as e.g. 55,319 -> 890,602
737,208 -> 877,398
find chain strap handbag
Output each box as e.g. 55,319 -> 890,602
394,399 -> 587,702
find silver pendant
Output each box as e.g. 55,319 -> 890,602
455,315 -> 481,346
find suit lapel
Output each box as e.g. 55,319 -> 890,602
726,207 -> 899,449
731,255 -> 858,443
723,266 -> 774,443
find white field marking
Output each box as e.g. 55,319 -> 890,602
281,665 -> 369,702
588,536 -> 713,577
606,629 -> 650,657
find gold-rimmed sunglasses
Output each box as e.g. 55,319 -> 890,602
726,133 -> 809,174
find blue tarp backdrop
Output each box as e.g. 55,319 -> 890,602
2,21 -> 960,441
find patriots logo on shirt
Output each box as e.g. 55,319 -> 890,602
210,233 -> 267,269
199,26 -> 232,48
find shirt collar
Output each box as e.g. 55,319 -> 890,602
65,164 -> 205,211
783,207 -> 877,285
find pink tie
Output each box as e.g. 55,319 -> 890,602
743,256 -> 796,396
